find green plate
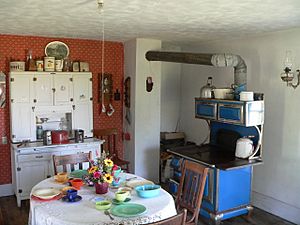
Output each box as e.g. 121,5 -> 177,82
111,203 -> 146,217
69,170 -> 88,178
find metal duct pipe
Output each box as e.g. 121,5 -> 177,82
145,51 -> 247,88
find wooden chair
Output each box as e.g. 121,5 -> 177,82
53,151 -> 92,175
93,128 -> 130,172
176,160 -> 209,225
146,209 -> 187,225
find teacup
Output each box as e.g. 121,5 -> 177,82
56,172 -> 68,182
115,190 -> 129,202
66,189 -> 78,201
70,179 -> 84,190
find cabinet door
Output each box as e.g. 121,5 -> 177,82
54,74 -> 73,105
10,74 -> 33,103
195,100 -> 217,120
17,161 -> 49,197
72,74 -> 93,137
218,103 -> 244,124
10,104 -> 35,142
33,74 -> 53,105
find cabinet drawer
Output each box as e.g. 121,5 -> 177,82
17,153 -> 52,162
218,103 -> 244,124
195,101 -> 217,119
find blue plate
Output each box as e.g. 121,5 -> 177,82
62,195 -> 82,203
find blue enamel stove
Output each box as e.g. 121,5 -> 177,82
168,97 -> 264,225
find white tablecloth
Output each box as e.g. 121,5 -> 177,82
29,173 -> 177,225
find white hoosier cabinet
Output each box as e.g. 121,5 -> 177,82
9,71 -> 99,207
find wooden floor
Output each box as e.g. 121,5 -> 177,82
0,195 -> 295,225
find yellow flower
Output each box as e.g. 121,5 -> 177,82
104,159 -> 114,167
103,174 -> 113,183
88,166 -> 98,174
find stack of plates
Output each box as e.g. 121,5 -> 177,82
126,180 -> 154,188
32,188 -> 61,200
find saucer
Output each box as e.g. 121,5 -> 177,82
112,198 -> 131,205
62,195 -> 82,203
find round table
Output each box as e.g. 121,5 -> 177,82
29,173 -> 177,225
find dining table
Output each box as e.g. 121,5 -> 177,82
29,172 -> 177,225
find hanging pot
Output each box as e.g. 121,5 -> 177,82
200,77 -> 215,98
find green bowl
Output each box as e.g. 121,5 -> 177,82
95,200 -> 112,210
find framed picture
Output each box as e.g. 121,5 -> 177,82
79,62 -> 89,72
45,41 -> 69,60
72,62 -> 79,72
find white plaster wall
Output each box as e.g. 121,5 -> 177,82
180,28 -> 300,224
124,39 -> 137,173
160,43 -> 182,132
124,39 -> 162,182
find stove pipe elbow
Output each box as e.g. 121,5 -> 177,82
211,53 -> 247,89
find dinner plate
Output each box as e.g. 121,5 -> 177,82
69,170 -> 88,178
111,203 -> 146,217
32,188 -> 61,200
125,180 -> 154,188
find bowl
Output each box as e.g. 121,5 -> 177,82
135,184 -> 161,198
70,179 -> 84,190
115,190 -> 130,202
95,200 -> 112,210
55,172 -> 68,183
117,187 -> 133,195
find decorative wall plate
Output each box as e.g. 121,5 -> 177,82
45,41 -> 69,60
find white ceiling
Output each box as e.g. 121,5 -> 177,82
0,0 -> 300,44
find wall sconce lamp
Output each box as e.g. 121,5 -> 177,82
280,50 -> 300,89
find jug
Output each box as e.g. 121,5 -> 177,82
235,137 -> 254,159
74,129 -> 84,143
55,59 -> 64,72
200,77 -> 215,98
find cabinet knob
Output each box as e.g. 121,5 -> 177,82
72,105 -> 75,110
33,99 -> 37,103
70,98 -> 73,102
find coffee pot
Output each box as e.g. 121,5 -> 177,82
200,77 -> 215,98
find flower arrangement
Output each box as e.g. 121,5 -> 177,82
87,153 -> 119,185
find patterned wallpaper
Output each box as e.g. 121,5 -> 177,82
0,34 -> 124,184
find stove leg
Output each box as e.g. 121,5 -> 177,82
244,205 -> 254,222
209,213 -> 222,225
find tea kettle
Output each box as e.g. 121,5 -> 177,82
200,77 -> 215,98
235,137 -> 254,159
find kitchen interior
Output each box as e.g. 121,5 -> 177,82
0,0 -> 300,225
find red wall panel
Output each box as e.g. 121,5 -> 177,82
0,34 -> 124,185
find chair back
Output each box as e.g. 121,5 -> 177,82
94,128 -> 130,172
94,128 -> 118,157
53,151 -> 92,175
146,209 -> 187,225
176,160 -> 208,224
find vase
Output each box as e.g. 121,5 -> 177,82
94,182 -> 109,194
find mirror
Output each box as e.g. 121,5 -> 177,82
0,72 -> 6,108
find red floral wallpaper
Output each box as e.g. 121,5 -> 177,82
0,34 -> 124,185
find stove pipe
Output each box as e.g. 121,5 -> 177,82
145,51 -> 247,89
